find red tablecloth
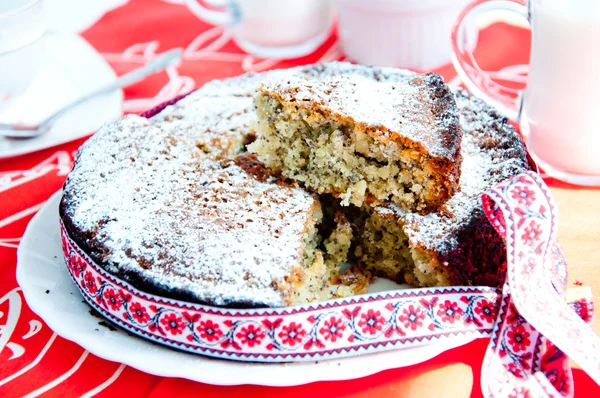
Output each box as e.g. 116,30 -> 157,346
1,0 -> 597,396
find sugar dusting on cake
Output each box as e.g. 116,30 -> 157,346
150,90 -> 255,160
146,68 -> 301,161
62,115 -> 319,307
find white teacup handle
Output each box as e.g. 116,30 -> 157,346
451,0 -> 530,121
184,0 -> 232,25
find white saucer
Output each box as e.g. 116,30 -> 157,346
17,192 -> 475,386
0,31 -> 122,159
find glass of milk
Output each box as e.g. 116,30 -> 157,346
452,0 -> 600,186
184,0 -> 335,58
0,0 -> 45,114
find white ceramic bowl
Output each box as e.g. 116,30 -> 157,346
337,0 -> 473,69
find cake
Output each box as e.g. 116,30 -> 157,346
248,73 -> 462,212
60,62 -> 531,309
285,63 -> 531,287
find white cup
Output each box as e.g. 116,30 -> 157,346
0,0 -> 45,113
184,0 -> 335,58
337,0 -> 473,69
452,0 -> 600,186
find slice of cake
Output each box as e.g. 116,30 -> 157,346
248,73 -> 462,213
60,116 -> 351,307
347,90 -> 532,287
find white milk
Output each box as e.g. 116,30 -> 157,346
524,0 -> 600,175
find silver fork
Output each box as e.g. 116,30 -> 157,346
0,48 -> 183,139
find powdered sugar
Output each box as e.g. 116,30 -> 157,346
146,68 -> 303,161
150,90 -> 255,160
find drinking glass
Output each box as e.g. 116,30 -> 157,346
452,0 -> 600,185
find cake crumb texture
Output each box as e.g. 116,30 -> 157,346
249,73 -> 462,212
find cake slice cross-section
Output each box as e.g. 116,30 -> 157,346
249,73 -> 462,213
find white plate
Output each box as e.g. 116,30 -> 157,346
17,192 -> 475,386
0,31 -> 122,159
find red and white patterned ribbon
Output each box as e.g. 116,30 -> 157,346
61,226 -> 501,361
481,171 -> 600,397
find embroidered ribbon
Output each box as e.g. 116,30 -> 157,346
481,171 -> 600,397
61,226 -> 501,361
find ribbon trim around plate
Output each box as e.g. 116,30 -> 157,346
61,226 -> 500,360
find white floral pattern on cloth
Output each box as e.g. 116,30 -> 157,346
481,171 -> 600,397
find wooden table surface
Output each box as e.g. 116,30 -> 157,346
550,183 -> 600,336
